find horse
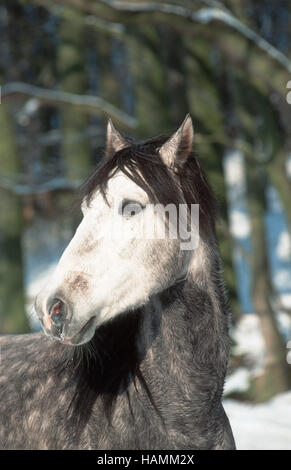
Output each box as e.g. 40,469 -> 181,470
0,115 -> 235,450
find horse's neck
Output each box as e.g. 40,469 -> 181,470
139,239 -> 230,401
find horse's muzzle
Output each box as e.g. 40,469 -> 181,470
35,293 -> 97,345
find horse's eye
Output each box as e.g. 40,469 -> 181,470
121,200 -> 145,218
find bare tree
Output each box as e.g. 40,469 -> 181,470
0,83 -> 30,334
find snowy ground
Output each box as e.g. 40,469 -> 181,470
224,392 -> 291,450
223,313 -> 291,449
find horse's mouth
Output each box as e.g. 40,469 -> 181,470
61,316 -> 97,346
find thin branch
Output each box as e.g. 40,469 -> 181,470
1,82 -> 137,129
0,175 -> 80,195
98,1 -> 291,73
29,126 -> 104,147
23,0 -> 291,73
52,4 -> 126,36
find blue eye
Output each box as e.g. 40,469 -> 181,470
121,200 -> 145,218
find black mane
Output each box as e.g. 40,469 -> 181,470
63,309 -> 144,430
62,136 -> 220,434
80,136 -> 217,234
63,135 -> 218,434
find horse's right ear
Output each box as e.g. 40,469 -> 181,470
106,119 -> 128,157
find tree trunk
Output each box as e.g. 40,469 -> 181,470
0,98 -> 30,334
128,25 -> 171,137
246,159 -> 291,401
57,7 -> 91,183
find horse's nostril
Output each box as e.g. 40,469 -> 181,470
49,299 -> 67,327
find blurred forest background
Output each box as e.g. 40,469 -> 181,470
0,0 -> 291,410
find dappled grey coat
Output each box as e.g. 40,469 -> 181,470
0,118 -> 235,450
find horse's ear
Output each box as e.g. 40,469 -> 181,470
106,118 -> 128,157
159,114 -> 194,168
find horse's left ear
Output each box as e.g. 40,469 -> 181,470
159,114 -> 194,168
106,118 -> 128,157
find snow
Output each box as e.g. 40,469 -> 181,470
223,150 -> 246,187
224,314 -> 291,449
23,215 -> 74,329
230,313 -> 266,375
276,231 -> 291,261
274,270 -> 291,290
224,367 -> 250,395
229,210 -> 251,239
286,153 -> 291,178
281,294 -> 291,309
226,313 -> 291,387
26,262 -> 57,329
223,150 -> 251,240
224,392 -> 291,450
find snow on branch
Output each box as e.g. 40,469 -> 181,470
98,1 -> 291,74
0,175 -> 80,195
25,0 -> 291,73
1,82 -> 137,129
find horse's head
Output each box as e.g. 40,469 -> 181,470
35,115 -> 212,345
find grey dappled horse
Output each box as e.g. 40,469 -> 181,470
0,115 -> 235,449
